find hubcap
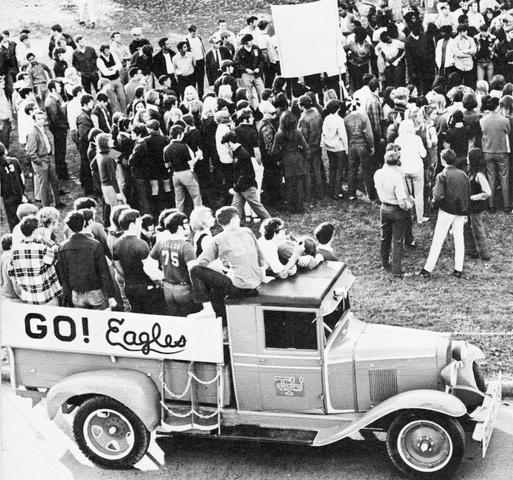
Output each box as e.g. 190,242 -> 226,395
397,420 -> 453,472
83,408 -> 135,460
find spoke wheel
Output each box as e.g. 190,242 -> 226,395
386,412 -> 465,479
73,396 -> 150,469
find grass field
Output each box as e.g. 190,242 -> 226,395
1,0 -> 512,378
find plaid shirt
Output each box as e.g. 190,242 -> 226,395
8,238 -> 62,304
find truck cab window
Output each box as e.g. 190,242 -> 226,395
323,296 -> 351,333
264,310 -> 317,350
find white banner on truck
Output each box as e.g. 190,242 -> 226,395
271,0 -> 342,78
0,303 -> 223,364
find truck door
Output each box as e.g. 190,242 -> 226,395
255,307 -> 324,413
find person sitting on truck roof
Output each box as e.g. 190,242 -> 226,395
258,217 -> 304,279
58,210 -> 117,310
150,212 -> 202,317
189,206 -> 266,322
278,235 -> 324,270
314,221 -> 339,261
8,215 -> 62,306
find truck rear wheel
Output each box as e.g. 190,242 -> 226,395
386,412 -> 465,479
73,395 -> 150,469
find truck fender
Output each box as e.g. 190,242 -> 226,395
313,389 -> 467,446
45,369 -> 160,431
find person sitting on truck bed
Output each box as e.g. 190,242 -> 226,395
258,217 -> 304,279
314,221 -> 339,261
8,215 -> 62,306
278,235 -> 324,270
150,211 -> 202,317
57,210 -> 117,310
189,206 -> 266,322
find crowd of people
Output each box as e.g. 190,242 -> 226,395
1,0 -> 512,317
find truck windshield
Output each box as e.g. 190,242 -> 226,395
323,295 -> 350,338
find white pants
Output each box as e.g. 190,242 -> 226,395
424,210 -> 465,273
244,157 -> 264,218
77,0 -> 96,23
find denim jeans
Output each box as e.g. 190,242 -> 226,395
326,150 -> 345,196
347,143 -> 373,198
484,152 -> 510,210
464,212 -> 490,259
380,206 -> 409,275
163,282 -> 202,317
72,288 -> 108,310
232,186 -> 270,221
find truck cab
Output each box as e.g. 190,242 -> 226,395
1,262 -> 501,479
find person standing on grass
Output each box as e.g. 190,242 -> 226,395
129,123 -> 152,215
173,42 -> 196,101
97,44 -> 126,113
164,125 -> 203,213
25,53 -> 52,107
45,80 -> 69,181
25,109 -> 63,208
76,93 -> 95,195
72,35 -> 99,94
8,215 -> 62,306
221,130 -> 270,222
374,149 -> 413,278
419,149 -> 470,279
464,148 -> 491,260
58,210 -> 117,309
321,99 -> 348,200
0,76 -> 13,149
0,142 -> 24,232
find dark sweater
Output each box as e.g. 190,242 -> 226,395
232,145 -> 257,192
432,165 -> 470,215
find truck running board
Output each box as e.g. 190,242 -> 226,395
159,425 -> 317,445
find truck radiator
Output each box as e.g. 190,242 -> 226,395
369,368 -> 398,406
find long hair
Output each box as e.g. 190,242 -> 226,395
279,110 -> 298,140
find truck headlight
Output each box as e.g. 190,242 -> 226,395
452,341 -> 468,362
441,361 -> 459,387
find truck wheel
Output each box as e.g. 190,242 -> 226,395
386,412 -> 465,479
73,395 -> 150,469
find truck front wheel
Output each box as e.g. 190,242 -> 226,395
386,412 -> 465,479
73,395 -> 150,469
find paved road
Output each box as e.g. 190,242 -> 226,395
1,384 -> 513,480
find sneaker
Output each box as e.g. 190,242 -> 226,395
453,270 -> 463,278
417,268 -> 431,279
349,196 -> 356,201
417,217 -> 430,224
406,240 -> 417,248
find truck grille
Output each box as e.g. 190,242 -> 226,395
369,368 -> 398,406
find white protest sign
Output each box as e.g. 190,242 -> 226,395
0,303 -> 223,364
271,0 -> 342,78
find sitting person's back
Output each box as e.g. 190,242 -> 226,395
314,221 -> 338,261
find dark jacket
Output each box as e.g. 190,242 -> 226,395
233,45 -> 265,78
58,233 -> 116,303
129,38 -> 151,55
44,94 -> 69,130
129,140 -> 151,179
72,46 -> 98,78
432,165 -> 470,215
213,73 -> 238,101
271,129 -> 309,178
205,46 -> 232,85
0,41 -> 19,75
48,33 -> 76,59
152,49 -> 176,78
76,109 -> 94,144
232,144 -> 257,192
130,50 -> 153,75
144,131 -> 169,178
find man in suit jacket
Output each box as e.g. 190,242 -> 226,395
205,36 -> 232,86
44,80 -> 69,180
25,109 -> 62,207
0,32 -> 19,100
76,94 -> 95,195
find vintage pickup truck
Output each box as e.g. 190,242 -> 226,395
1,262 -> 501,478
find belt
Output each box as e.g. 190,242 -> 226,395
382,202 -> 400,208
163,280 -> 190,286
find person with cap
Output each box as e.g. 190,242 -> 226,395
344,97 -> 374,201
419,148 -> 470,279
206,35 -> 232,86
214,59 -> 237,101
374,148 -> 413,277
173,41 -> 196,100
185,25 -> 207,98
233,34 -> 265,109
128,27 -> 150,55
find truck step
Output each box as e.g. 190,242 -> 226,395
160,404 -> 220,432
